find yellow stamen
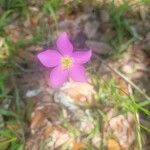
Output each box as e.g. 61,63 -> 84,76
61,56 -> 73,69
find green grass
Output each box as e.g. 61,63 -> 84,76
0,68 -> 34,149
92,75 -> 150,117
0,11 -> 12,32
106,0 -> 142,57
0,70 -> 24,150
43,0 -> 62,13
106,0 -> 150,58
0,72 -> 35,150
91,73 -> 150,149
0,6 -> 49,133
43,0 -> 62,30
0,0 -> 28,15
108,0 -> 131,43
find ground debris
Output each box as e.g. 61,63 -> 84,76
1,0 -> 149,149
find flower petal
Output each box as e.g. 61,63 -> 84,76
72,50 -> 92,64
50,66 -> 68,88
37,50 -> 61,67
69,64 -> 87,82
57,32 -> 73,55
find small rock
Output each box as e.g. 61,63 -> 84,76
26,88 -> 43,98
86,40 -> 113,55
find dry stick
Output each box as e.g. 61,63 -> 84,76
98,56 -> 150,101
12,61 -> 44,73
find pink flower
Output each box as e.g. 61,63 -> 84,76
37,32 -> 92,88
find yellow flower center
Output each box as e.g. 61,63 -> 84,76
61,56 -> 73,69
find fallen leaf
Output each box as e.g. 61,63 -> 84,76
115,77 -> 129,96
86,40 -> 113,55
30,110 -> 46,133
107,139 -> 121,150
109,115 -> 135,149
64,81 -> 95,105
54,81 -> 95,112
72,142 -> 86,150
44,125 -> 53,138
48,126 -> 71,149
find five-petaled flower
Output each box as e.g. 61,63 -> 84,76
37,32 -> 92,88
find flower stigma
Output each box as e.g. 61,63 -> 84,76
61,56 -> 73,69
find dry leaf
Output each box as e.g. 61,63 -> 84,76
54,81 -> 95,112
72,142 -> 86,150
115,77 -> 129,96
86,40 -> 113,55
107,139 -> 121,150
30,110 -> 46,133
47,126 -> 71,149
44,125 -> 53,138
31,103 -> 61,134
109,114 -> 135,149
63,81 -> 95,105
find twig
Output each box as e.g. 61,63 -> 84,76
12,61 -> 44,73
98,56 -> 150,101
